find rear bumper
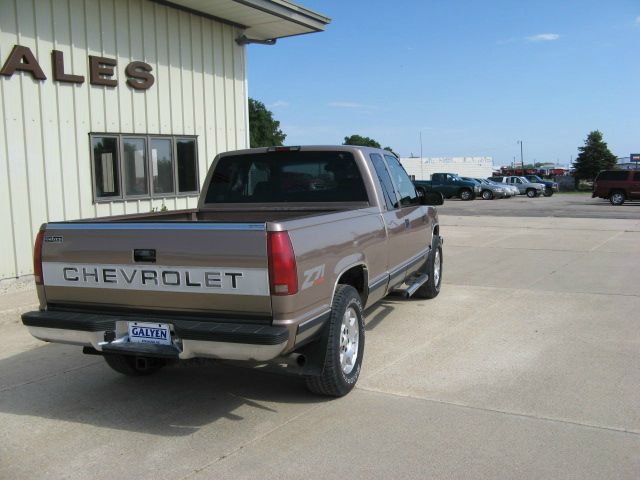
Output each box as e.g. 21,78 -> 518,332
22,310 -> 289,362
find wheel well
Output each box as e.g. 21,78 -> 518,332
337,265 -> 367,304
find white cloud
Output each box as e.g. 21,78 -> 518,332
328,101 -> 377,109
526,33 -> 560,42
268,100 -> 289,108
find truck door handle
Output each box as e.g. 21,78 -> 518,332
404,219 -> 410,229
134,249 -> 156,263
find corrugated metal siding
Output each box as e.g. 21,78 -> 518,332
0,0 -> 248,280
401,157 -> 494,181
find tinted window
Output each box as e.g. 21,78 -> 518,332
92,136 -> 120,198
176,139 -> 198,192
384,155 -> 419,206
634,172 -> 640,181
370,153 -> 397,210
205,151 -> 368,204
597,171 -> 629,181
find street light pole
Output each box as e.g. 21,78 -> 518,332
517,140 -> 524,174
419,131 -> 424,179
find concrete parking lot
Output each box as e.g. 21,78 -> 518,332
1,200 -> 639,479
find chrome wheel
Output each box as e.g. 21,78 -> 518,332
339,307 -> 359,375
433,249 -> 441,286
610,192 -> 625,205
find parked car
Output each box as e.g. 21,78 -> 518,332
496,181 -> 519,197
415,173 -> 481,201
489,176 -> 545,197
22,145 -> 445,398
525,175 -> 559,197
592,170 -> 640,205
460,177 -> 506,200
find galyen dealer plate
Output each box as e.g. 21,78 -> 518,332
128,322 -> 171,345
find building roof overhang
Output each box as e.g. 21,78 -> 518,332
153,0 -> 330,42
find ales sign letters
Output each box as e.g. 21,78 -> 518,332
0,44 -> 155,90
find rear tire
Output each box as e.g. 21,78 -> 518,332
104,354 -> 163,376
414,236 -> 443,299
610,191 -> 625,205
305,285 -> 365,397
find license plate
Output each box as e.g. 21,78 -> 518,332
128,322 -> 171,345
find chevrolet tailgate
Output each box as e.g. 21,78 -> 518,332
39,221 -> 271,319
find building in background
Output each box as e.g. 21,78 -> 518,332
0,0 -> 329,282
401,156 -> 494,180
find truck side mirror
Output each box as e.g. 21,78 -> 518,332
417,188 -> 444,206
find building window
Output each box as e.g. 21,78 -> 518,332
122,137 -> 148,196
92,136 -> 120,198
90,134 -> 198,202
176,138 -> 198,193
150,138 -> 174,194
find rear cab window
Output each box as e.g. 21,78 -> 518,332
204,151 -> 369,204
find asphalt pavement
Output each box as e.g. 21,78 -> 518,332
1,208 -> 639,479
439,191 -> 640,219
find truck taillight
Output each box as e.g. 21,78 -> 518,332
33,230 -> 45,285
267,231 -> 298,296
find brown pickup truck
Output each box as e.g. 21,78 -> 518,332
23,146 -> 444,396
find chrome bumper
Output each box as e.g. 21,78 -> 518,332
23,310 -> 290,362
27,325 -> 288,362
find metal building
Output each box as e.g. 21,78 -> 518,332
401,156 -> 494,181
0,0 -> 329,282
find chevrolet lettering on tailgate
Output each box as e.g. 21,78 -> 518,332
42,263 -> 269,295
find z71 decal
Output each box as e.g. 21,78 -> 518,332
302,264 -> 325,290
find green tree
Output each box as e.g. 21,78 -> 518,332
248,98 -> 286,147
573,130 -> 618,181
383,146 -> 399,157
343,134 -> 381,149
342,135 -> 398,156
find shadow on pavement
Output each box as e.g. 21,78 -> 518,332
365,299 -> 400,331
0,343 -> 326,437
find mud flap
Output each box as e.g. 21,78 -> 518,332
297,320 -> 331,377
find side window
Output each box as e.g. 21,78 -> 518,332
384,155 -> 419,207
370,153 -> 397,210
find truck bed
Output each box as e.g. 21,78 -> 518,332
69,207 -> 358,224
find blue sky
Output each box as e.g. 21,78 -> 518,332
247,1 -> 640,166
